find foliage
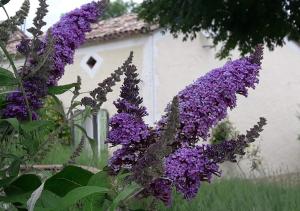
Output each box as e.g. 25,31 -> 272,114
210,118 -> 239,145
138,0 -> 300,59
103,0 -> 140,19
244,143 -> 263,172
38,96 -> 71,145
1,165 -> 138,210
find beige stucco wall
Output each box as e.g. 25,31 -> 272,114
58,30 -> 300,175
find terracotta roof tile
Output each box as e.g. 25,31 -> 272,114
5,14 -> 156,55
86,13 -> 158,42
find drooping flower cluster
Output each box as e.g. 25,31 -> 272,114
176,46 -> 262,143
1,1 -> 104,120
165,146 -> 219,199
107,57 -> 151,172
47,1 -> 103,85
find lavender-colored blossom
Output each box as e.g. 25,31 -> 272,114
47,1 -> 103,85
172,46 -> 263,143
108,112 -> 150,146
165,146 -> 219,199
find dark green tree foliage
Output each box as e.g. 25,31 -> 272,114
210,119 -> 239,145
103,0 -> 139,19
138,0 -> 300,58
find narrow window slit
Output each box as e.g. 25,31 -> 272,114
87,56 -> 97,69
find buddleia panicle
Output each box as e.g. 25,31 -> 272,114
2,1 -> 104,120
68,136 -> 85,164
81,52 -> 134,110
168,44 -> 263,144
0,0 -> 30,43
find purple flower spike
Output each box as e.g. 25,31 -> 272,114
1,1 -> 105,120
48,1 -> 104,85
176,46 -> 263,143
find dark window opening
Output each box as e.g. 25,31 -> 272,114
87,56 -> 97,69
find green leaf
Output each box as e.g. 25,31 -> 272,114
0,118 -> 19,131
47,83 -> 78,95
34,190 -> 61,210
81,171 -> 112,210
0,192 -> 31,203
0,0 -> 10,6
8,158 -> 21,177
88,171 -> 111,188
109,183 -> 141,211
48,94 -> 67,118
0,67 -> 17,86
116,172 -> 132,184
5,174 -> 42,195
44,165 -> 94,197
3,174 -> 41,206
0,91 -> 9,109
0,176 -> 16,188
40,186 -> 110,211
20,120 -> 54,133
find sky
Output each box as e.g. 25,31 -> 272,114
0,0 -> 143,33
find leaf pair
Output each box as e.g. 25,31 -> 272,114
2,165 -> 141,210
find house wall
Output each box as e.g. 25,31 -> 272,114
60,37 -> 147,119
58,31 -> 300,175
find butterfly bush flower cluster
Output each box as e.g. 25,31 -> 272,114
176,52 -> 261,143
1,1 -> 104,120
107,60 -> 151,172
47,1 -> 103,85
108,45 -> 265,205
